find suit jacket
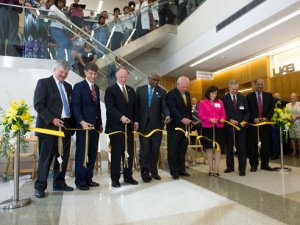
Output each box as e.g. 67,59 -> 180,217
135,85 -> 170,132
105,83 -> 136,133
71,80 -> 102,129
198,99 -> 226,128
246,91 -> 275,122
221,93 -> 249,128
34,76 -> 73,137
166,87 -> 192,133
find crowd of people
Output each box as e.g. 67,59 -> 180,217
33,59 -> 300,199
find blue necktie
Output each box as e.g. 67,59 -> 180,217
58,82 -> 70,118
148,87 -> 153,108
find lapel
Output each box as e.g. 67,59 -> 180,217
115,83 -> 128,106
83,80 -> 96,105
176,88 -> 186,108
50,76 -> 62,103
150,86 -> 157,108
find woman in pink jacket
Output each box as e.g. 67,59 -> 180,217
198,86 -> 226,176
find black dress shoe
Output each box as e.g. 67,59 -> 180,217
171,174 -> 179,179
141,172 -> 152,183
270,155 -> 279,160
124,178 -> 138,185
35,189 -> 45,198
53,185 -> 74,192
151,174 -> 161,180
224,168 -> 234,173
76,185 -> 89,191
250,167 -> 257,172
112,180 -> 121,188
179,172 -> 190,177
261,166 -> 276,171
239,171 -> 246,176
88,181 -> 100,187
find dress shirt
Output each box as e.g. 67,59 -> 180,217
53,75 -> 69,118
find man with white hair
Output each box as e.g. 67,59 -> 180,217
166,76 -> 192,179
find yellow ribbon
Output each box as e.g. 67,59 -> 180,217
175,127 -> 191,143
240,121 -> 276,126
223,120 -> 241,131
107,130 -> 127,137
58,127 -> 63,171
196,136 -> 221,151
133,129 -> 164,138
30,127 -> 65,137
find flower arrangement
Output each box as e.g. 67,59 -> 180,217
271,101 -> 291,142
0,100 -> 34,158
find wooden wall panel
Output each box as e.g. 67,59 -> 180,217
160,77 -> 177,91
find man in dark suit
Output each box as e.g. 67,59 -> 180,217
72,62 -> 102,191
221,80 -> 249,176
135,71 -> 170,182
167,76 -> 192,179
34,60 -> 74,198
246,78 -> 275,172
105,67 -> 138,187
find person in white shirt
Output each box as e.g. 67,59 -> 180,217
108,7 -> 123,51
135,0 -> 150,38
49,0 -> 74,66
122,6 -> 136,45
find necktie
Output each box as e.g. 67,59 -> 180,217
182,93 -> 187,106
148,87 -> 153,107
257,93 -> 262,117
122,86 -> 128,102
58,82 -> 70,117
91,84 -> 97,102
232,95 -> 237,111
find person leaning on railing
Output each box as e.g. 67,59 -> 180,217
92,15 -> 108,58
122,6 -> 135,45
0,0 -> 25,57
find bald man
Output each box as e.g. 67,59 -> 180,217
166,76 -> 192,179
104,68 -> 138,187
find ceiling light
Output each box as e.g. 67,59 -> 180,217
190,9 -> 300,67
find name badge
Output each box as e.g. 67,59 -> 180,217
239,105 -> 244,110
87,53 -> 92,57
214,103 -> 221,108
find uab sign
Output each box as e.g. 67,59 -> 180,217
273,63 -> 295,76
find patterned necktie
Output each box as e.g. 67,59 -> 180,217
122,86 -> 128,102
233,95 -> 237,111
182,93 -> 187,106
91,84 -> 97,102
58,82 -> 70,117
148,87 -> 153,107
257,92 -> 262,117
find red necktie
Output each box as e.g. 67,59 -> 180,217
91,85 -> 97,102
232,95 -> 237,111
257,93 -> 262,117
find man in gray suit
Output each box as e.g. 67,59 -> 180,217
136,71 -> 170,182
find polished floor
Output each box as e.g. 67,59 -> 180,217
0,155 -> 300,225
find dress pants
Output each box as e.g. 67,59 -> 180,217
110,133 -> 134,181
139,131 -> 162,175
225,127 -> 247,173
35,131 -> 71,191
247,125 -> 271,169
75,129 -> 99,187
167,131 -> 188,175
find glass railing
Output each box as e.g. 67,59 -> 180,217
0,3 -> 149,91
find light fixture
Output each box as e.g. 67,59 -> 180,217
189,9 -> 300,67
97,0 -> 103,13
239,88 -> 253,93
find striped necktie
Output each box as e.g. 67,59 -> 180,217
91,84 -> 97,102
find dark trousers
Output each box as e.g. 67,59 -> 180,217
34,133 -> 71,191
247,125 -> 271,168
139,131 -> 162,175
110,31 -> 123,51
271,126 -> 280,156
167,131 -> 188,175
0,8 -> 20,56
75,129 -> 99,186
110,133 -> 134,181
225,128 -> 247,173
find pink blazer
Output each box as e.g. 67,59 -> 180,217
198,99 -> 226,128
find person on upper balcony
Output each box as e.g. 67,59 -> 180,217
108,7 -> 123,51
0,0 -> 25,57
122,6 -> 135,46
135,0 -> 150,38
92,15 -> 109,58
67,0 -> 84,30
48,0 -> 74,66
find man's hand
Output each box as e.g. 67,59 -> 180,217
164,116 -> 171,124
229,119 -> 239,125
134,122 -> 139,131
52,118 -> 64,127
99,125 -> 103,133
80,120 -> 93,129
121,116 -> 131,124
181,118 -> 191,125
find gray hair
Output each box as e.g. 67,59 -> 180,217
228,79 -> 239,88
177,76 -> 189,85
53,60 -> 69,71
149,70 -> 160,78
